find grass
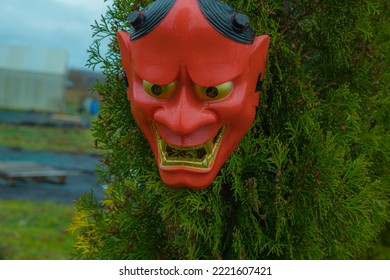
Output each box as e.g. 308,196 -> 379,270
0,199 -> 75,259
0,123 -> 97,154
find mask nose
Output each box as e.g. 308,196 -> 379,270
153,85 -> 217,135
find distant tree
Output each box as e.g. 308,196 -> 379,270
69,0 -> 389,259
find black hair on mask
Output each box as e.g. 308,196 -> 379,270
128,0 -> 176,40
197,0 -> 255,44
128,0 -> 255,44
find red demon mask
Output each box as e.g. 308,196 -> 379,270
117,0 -> 269,189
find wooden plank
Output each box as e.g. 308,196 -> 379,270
0,161 -> 41,168
5,170 -> 66,177
50,113 -> 82,124
0,161 -> 67,185
0,162 -> 60,170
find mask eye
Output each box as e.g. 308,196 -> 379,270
143,80 -> 176,99
195,81 -> 233,101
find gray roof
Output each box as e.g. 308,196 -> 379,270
0,45 -> 68,75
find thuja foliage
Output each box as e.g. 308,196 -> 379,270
69,0 -> 389,259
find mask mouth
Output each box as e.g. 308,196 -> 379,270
153,124 -> 226,170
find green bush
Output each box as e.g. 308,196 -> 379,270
70,0 -> 389,259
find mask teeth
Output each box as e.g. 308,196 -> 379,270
204,141 -> 214,154
153,123 -> 226,169
202,157 -> 209,168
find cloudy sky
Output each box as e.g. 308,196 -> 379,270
0,0 -> 112,70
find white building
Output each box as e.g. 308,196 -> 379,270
0,45 -> 68,112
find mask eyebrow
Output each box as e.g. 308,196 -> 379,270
138,76 -> 177,87
186,62 -> 243,87
132,61 -> 180,86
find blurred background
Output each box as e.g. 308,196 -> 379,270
0,0 -> 112,259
